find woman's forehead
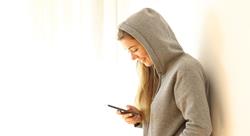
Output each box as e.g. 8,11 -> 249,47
121,37 -> 140,48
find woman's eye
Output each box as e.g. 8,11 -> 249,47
130,48 -> 138,53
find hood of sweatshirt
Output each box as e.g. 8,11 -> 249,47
119,8 -> 184,75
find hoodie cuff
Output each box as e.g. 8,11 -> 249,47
134,122 -> 142,128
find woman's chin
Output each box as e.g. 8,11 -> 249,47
144,62 -> 153,67
139,60 -> 153,67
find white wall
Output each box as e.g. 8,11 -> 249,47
0,0 -> 141,136
199,0 -> 250,135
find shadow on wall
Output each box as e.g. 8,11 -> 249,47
199,10 -> 229,136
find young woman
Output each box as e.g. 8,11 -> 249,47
116,8 -> 212,136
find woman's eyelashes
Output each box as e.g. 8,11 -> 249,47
130,48 -> 138,53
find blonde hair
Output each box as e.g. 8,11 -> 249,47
117,29 -> 159,122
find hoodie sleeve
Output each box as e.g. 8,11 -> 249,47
174,64 -> 212,136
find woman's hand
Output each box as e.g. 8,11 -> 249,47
116,105 -> 142,125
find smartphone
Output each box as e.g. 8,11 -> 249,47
107,104 -> 139,115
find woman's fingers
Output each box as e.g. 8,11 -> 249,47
126,105 -> 138,111
116,105 -> 142,124
122,113 -> 135,118
126,105 -> 141,114
124,114 -> 141,124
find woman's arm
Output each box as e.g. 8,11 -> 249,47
174,66 -> 212,136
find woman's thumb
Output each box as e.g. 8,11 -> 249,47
126,105 -> 135,110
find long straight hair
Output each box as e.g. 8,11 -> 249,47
117,29 -> 159,122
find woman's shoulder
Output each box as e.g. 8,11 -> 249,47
174,53 -> 204,73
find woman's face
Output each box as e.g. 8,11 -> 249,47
120,37 -> 153,67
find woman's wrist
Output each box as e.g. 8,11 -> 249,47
134,112 -> 143,127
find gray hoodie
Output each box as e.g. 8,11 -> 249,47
119,8 -> 212,136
